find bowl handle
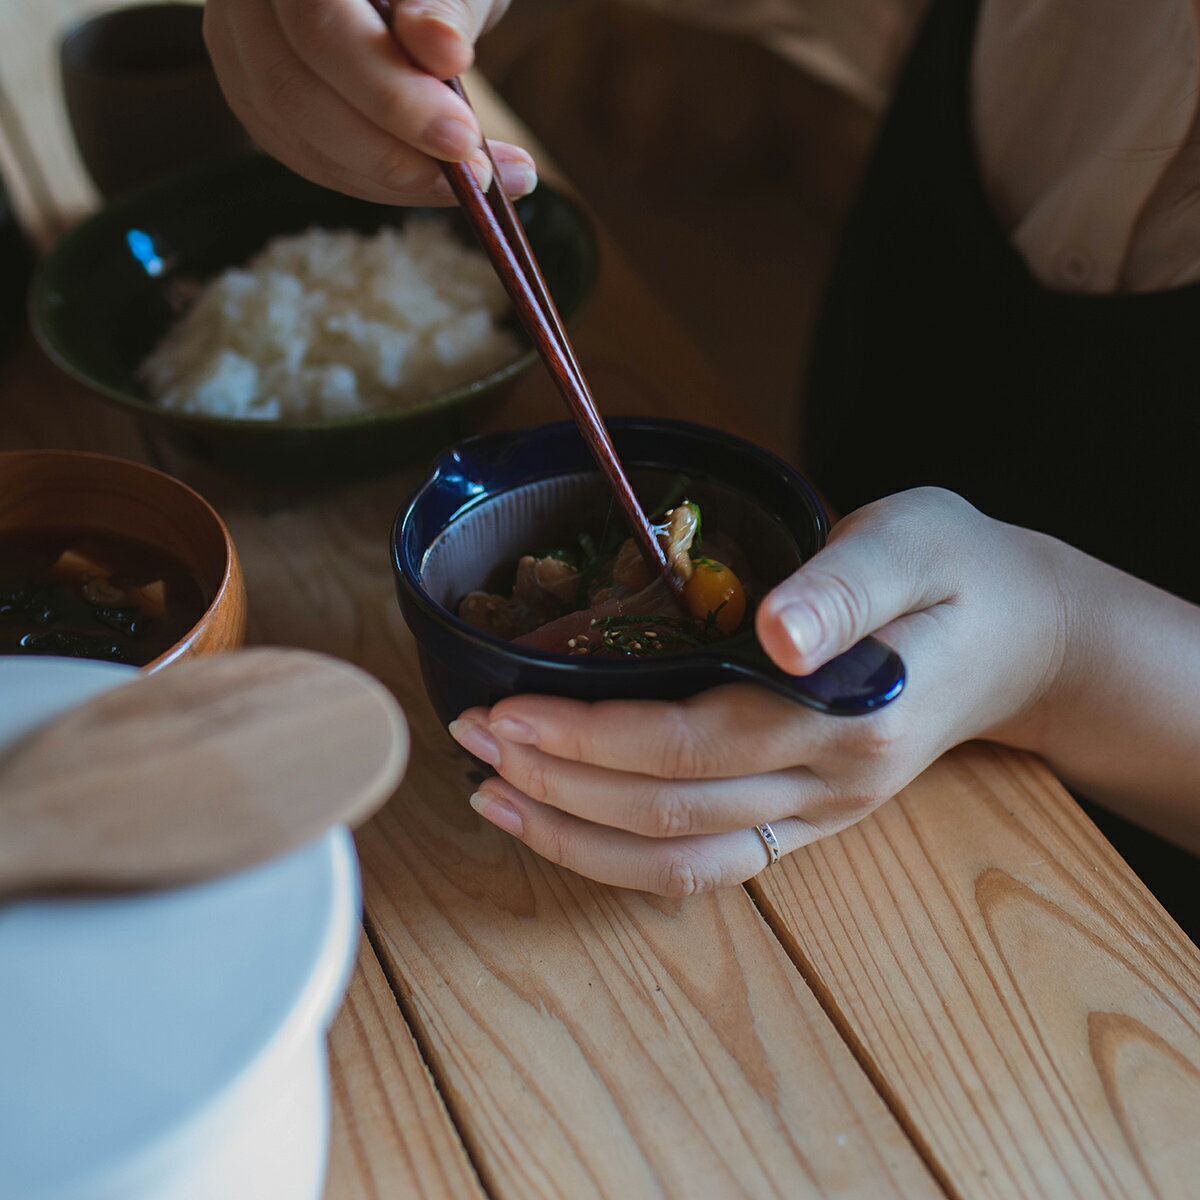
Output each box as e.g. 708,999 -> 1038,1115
718,635 -> 905,716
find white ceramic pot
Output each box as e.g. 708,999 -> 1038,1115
0,657 -> 361,1200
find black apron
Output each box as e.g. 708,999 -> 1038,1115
801,0 -> 1200,941
802,0 -> 1200,606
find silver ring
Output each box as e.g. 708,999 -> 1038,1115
754,823 -> 781,867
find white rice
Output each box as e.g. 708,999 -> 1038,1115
137,221 -> 521,421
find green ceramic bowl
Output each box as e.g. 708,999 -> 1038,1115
30,153 -> 597,482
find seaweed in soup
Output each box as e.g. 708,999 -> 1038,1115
0,528 -> 208,666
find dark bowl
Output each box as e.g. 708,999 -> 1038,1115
392,417 -> 905,724
30,153 -> 598,482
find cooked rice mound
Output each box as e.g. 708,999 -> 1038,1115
137,221 -> 520,421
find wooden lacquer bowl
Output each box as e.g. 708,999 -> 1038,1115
0,450 -> 245,669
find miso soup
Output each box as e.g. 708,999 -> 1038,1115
0,527 -> 209,666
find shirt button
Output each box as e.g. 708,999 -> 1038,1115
1056,248 -> 1095,290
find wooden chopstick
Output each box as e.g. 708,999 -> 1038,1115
437,86 -> 684,605
443,78 -> 586,396
363,0 -> 683,604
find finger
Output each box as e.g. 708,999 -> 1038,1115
218,0 -> 472,193
273,0 -> 486,162
391,0 -> 508,79
243,50 -> 482,202
757,487 -> 978,675
279,133 -> 532,207
458,683 -> 833,781
468,777 -> 817,895
220,1 -> 537,203
449,714 -> 835,835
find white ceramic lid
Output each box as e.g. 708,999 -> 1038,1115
0,657 -> 360,1198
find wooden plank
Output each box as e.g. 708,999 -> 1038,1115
356,701 -> 942,1199
751,743 -> 1200,1200
326,935 -> 488,1200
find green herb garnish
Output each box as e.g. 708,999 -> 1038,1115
573,611 -> 725,657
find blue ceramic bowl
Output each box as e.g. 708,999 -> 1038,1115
392,417 -> 905,724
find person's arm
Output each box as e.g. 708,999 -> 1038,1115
202,0 -> 537,205
1004,545 -> 1200,857
449,488 -> 1200,893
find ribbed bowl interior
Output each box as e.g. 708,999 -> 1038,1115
419,467 -> 805,614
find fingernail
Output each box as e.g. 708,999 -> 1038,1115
497,160 -> 537,197
448,718 -> 499,765
470,790 -> 523,837
775,603 -> 825,659
489,715 -> 538,745
468,153 -> 493,192
424,116 -> 478,160
407,4 -> 461,33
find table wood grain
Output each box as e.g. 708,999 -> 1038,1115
752,743 -> 1200,1200
4,5 -> 1200,1199
327,936 -> 488,1199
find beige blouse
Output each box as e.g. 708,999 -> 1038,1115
627,0 -> 1200,294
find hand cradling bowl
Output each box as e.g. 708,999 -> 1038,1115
392,417 -> 905,724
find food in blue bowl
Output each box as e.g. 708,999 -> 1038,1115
392,417 -> 904,724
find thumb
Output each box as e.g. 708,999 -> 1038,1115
391,0 -> 505,78
756,489 -> 971,675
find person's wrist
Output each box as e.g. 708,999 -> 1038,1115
980,525 -> 1080,756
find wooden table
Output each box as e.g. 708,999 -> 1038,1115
4,6 -> 1200,1198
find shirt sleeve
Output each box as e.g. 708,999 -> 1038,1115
619,0 -> 1200,293
971,0 -> 1200,293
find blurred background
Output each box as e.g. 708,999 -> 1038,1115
0,0 -> 929,449
475,0 -> 926,445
